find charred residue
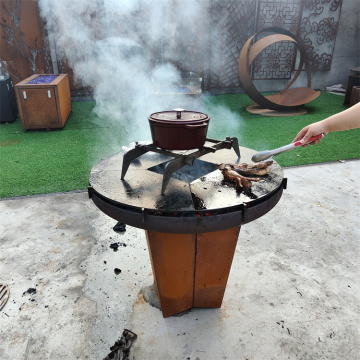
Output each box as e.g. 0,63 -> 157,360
191,192 -> 207,210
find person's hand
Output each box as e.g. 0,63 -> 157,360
292,122 -> 328,146
293,103 -> 360,146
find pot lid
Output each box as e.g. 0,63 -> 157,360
149,108 -> 209,123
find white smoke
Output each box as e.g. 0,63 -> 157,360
39,0 -> 212,141
38,0 -> 243,145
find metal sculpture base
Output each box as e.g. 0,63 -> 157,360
146,226 -> 240,318
246,104 -> 307,117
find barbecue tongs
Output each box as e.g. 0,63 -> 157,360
252,134 -> 324,162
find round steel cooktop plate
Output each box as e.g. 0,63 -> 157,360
89,143 -> 283,213
88,142 -> 285,233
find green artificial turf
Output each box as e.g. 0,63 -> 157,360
0,91 -> 359,198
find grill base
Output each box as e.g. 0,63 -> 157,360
146,227 -> 240,318
89,143 -> 286,317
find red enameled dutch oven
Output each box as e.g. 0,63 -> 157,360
148,108 -> 210,150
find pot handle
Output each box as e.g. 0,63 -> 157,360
184,122 -> 207,129
173,108 -> 185,119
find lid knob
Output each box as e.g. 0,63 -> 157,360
173,108 -> 185,119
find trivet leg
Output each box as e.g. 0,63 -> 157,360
193,226 -> 240,308
145,231 -> 196,318
161,157 -> 185,194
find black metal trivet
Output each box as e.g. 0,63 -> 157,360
121,137 -> 240,194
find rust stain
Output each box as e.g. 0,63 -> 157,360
219,305 -> 230,320
47,246 -> 60,254
135,293 -> 145,305
70,236 -> 87,245
10,331 -> 26,346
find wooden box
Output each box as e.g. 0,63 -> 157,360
15,74 -> 71,129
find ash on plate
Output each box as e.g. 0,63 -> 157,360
191,192 -> 207,210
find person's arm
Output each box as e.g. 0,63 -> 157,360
293,102 -> 360,145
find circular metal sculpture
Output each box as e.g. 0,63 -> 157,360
238,27 -> 320,113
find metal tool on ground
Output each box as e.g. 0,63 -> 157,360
251,134 -> 324,162
103,329 -> 137,360
0,284 -> 10,311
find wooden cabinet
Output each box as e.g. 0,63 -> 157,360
15,74 -> 71,129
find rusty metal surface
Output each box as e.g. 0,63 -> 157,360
146,231 -> 196,318
88,142 -> 285,233
266,87 -> 320,107
238,27 -> 320,110
145,227 -> 241,318
193,227 -> 240,308
14,74 -> 71,129
0,0 -> 51,84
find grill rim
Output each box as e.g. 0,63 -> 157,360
88,178 -> 286,233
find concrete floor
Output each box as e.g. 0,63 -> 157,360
0,160 -> 359,360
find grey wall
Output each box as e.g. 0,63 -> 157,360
314,0 -> 360,87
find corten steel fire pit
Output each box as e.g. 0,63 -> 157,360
88,138 -> 286,317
